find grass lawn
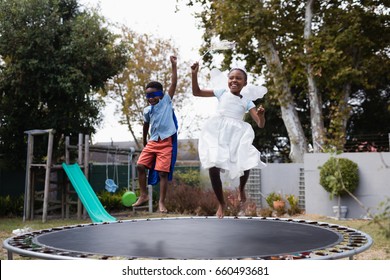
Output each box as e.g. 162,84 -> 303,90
1,212 -> 389,260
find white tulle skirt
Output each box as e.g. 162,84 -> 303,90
198,115 -> 266,180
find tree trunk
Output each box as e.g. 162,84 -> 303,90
334,83 -> 352,150
116,83 -> 142,149
125,116 -> 142,150
304,0 -> 325,152
260,41 -> 307,163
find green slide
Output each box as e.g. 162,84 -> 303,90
62,163 -> 116,223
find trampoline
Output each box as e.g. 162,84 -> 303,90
3,216 -> 372,260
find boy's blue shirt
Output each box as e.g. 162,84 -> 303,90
143,94 -> 177,141
143,93 -> 178,185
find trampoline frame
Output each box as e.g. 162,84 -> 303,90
3,216 -> 373,260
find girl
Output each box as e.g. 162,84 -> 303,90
191,62 -> 266,218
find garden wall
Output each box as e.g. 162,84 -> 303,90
304,152 -> 390,219
199,163 -> 304,208
199,152 -> 390,219
258,163 -> 303,201
2,152 -> 389,219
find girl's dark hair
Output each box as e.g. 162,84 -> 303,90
146,81 -> 163,91
229,68 -> 247,81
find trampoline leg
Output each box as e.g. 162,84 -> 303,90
148,185 -> 153,213
7,250 -> 13,260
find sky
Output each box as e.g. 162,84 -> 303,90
78,0 -> 211,143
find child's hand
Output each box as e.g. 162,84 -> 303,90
257,105 -> 265,117
191,62 -> 199,73
170,55 -> 177,65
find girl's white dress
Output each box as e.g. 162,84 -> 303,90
199,89 -> 266,180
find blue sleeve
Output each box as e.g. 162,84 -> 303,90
246,100 -> 255,111
213,89 -> 226,99
163,93 -> 172,102
143,106 -> 151,123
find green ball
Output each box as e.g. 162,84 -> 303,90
122,191 -> 137,207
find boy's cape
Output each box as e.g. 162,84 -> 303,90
147,111 -> 178,185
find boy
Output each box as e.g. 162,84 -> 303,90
132,56 -> 177,213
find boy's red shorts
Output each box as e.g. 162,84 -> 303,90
137,137 -> 172,173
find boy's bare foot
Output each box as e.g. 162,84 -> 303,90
159,202 -> 168,213
216,204 -> 225,219
132,195 -> 149,207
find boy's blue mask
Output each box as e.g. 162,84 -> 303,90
146,91 -> 164,99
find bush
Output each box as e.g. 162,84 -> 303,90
97,188 -> 133,211
98,191 -> 122,211
225,190 -> 241,216
0,195 -> 24,217
258,207 -> 273,217
165,184 -> 216,215
166,184 -> 259,216
371,197 -> 390,238
285,194 -> 302,216
319,157 -> 359,199
174,168 -> 200,187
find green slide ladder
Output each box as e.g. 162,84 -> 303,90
62,163 -> 117,223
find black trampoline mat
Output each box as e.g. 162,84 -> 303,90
35,218 -> 343,259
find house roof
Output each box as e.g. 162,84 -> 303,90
89,139 -> 199,164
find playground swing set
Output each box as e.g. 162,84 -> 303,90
23,129 -> 145,223
104,149 -> 119,193
103,147 -> 137,207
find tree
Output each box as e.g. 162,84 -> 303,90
304,0 -> 325,152
0,0 -> 128,167
189,0 -> 308,162
102,27 -> 192,149
345,87 -> 390,152
188,0 -> 390,162
310,1 -> 390,150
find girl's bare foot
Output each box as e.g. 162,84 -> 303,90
216,204 -> 225,219
132,195 -> 149,207
238,190 -> 247,215
238,190 -> 246,203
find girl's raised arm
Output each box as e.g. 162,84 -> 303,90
191,62 -> 214,97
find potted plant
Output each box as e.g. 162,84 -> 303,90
266,192 -> 285,212
319,157 -> 359,219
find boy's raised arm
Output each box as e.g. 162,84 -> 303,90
167,55 -> 177,99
